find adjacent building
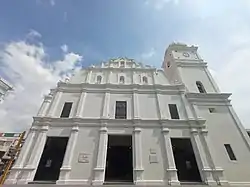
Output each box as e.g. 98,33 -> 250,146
5,43 -> 250,186
0,133 -> 25,172
0,78 -> 13,103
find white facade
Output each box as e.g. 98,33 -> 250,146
0,78 -> 13,103
5,43 -> 250,186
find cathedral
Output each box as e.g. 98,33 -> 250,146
5,43 -> 250,186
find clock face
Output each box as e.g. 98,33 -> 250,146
183,52 -> 190,57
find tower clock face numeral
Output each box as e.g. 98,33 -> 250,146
183,52 -> 190,57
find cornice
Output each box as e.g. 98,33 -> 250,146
175,61 -> 207,67
185,92 -> 232,104
56,82 -> 186,94
32,117 -> 206,129
86,66 -> 157,72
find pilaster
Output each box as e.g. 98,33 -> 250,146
192,104 -> 203,120
190,128 -> 216,185
22,125 -> 49,184
75,91 -> 86,118
133,126 -> 144,184
200,129 -> 228,185
86,70 -> 92,83
92,126 -> 108,185
180,93 -> 195,120
101,91 -> 110,119
57,126 -> 79,184
47,91 -> 63,117
161,127 -> 180,185
132,90 -> 140,119
37,95 -> 53,117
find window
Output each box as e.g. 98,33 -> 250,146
115,101 -> 127,119
169,104 -> 180,119
196,81 -> 206,93
60,102 -> 73,118
120,61 -> 125,67
96,75 -> 102,84
224,144 -> 237,161
120,76 -> 125,84
142,76 -> 148,84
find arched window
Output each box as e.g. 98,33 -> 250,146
142,76 -> 148,84
196,81 -> 206,93
120,61 -> 125,67
120,76 -> 125,84
96,75 -> 102,84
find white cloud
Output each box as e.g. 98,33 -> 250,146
0,38 -> 82,132
61,44 -> 68,53
145,0 -> 179,10
50,0 -> 55,6
27,29 -> 42,39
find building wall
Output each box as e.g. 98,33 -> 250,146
6,51 -> 250,186
198,105 -> 250,182
177,66 -> 217,93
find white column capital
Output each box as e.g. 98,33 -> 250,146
40,125 -> 49,132
201,129 -> 208,135
133,127 -> 141,133
190,128 -> 198,134
72,126 -> 79,132
162,128 -> 170,133
99,127 -> 108,132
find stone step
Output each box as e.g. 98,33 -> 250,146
2,184 -> 240,187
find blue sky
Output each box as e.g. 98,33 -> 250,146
1,0 -> 250,131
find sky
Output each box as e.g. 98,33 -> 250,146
0,0 -> 250,131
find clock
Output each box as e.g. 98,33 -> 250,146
183,52 -> 190,57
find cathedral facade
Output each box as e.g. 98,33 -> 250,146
5,43 -> 250,186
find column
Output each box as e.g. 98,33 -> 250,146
191,128 -> 216,185
24,126 -> 49,183
57,126 -> 79,184
101,92 -> 110,119
162,128 -> 180,185
180,93 -> 195,120
200,129 -> 228,185
75,91 -> 86,118
133,127 -> 144,184
86,70 -> 92,83
92,126 -> 108,185
133,91 -> 140,119
47,91 -> 63,117
5,127 -> 38,184
37,95 -> 52,117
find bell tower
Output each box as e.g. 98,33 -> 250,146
162,43 -> 220,93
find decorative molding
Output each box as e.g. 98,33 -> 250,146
135,180 -> 164,185
228,182 -> 250,186
186,92 -> 231,104
32,117 -> 206,129
56,82 -> 186,94
56,179 -> 89,185
176,61 -> 207,67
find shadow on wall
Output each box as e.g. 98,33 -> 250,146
153,129 -> 169,183
88,128 -> 100,183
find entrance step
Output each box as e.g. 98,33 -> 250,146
2,184 -> 246,187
